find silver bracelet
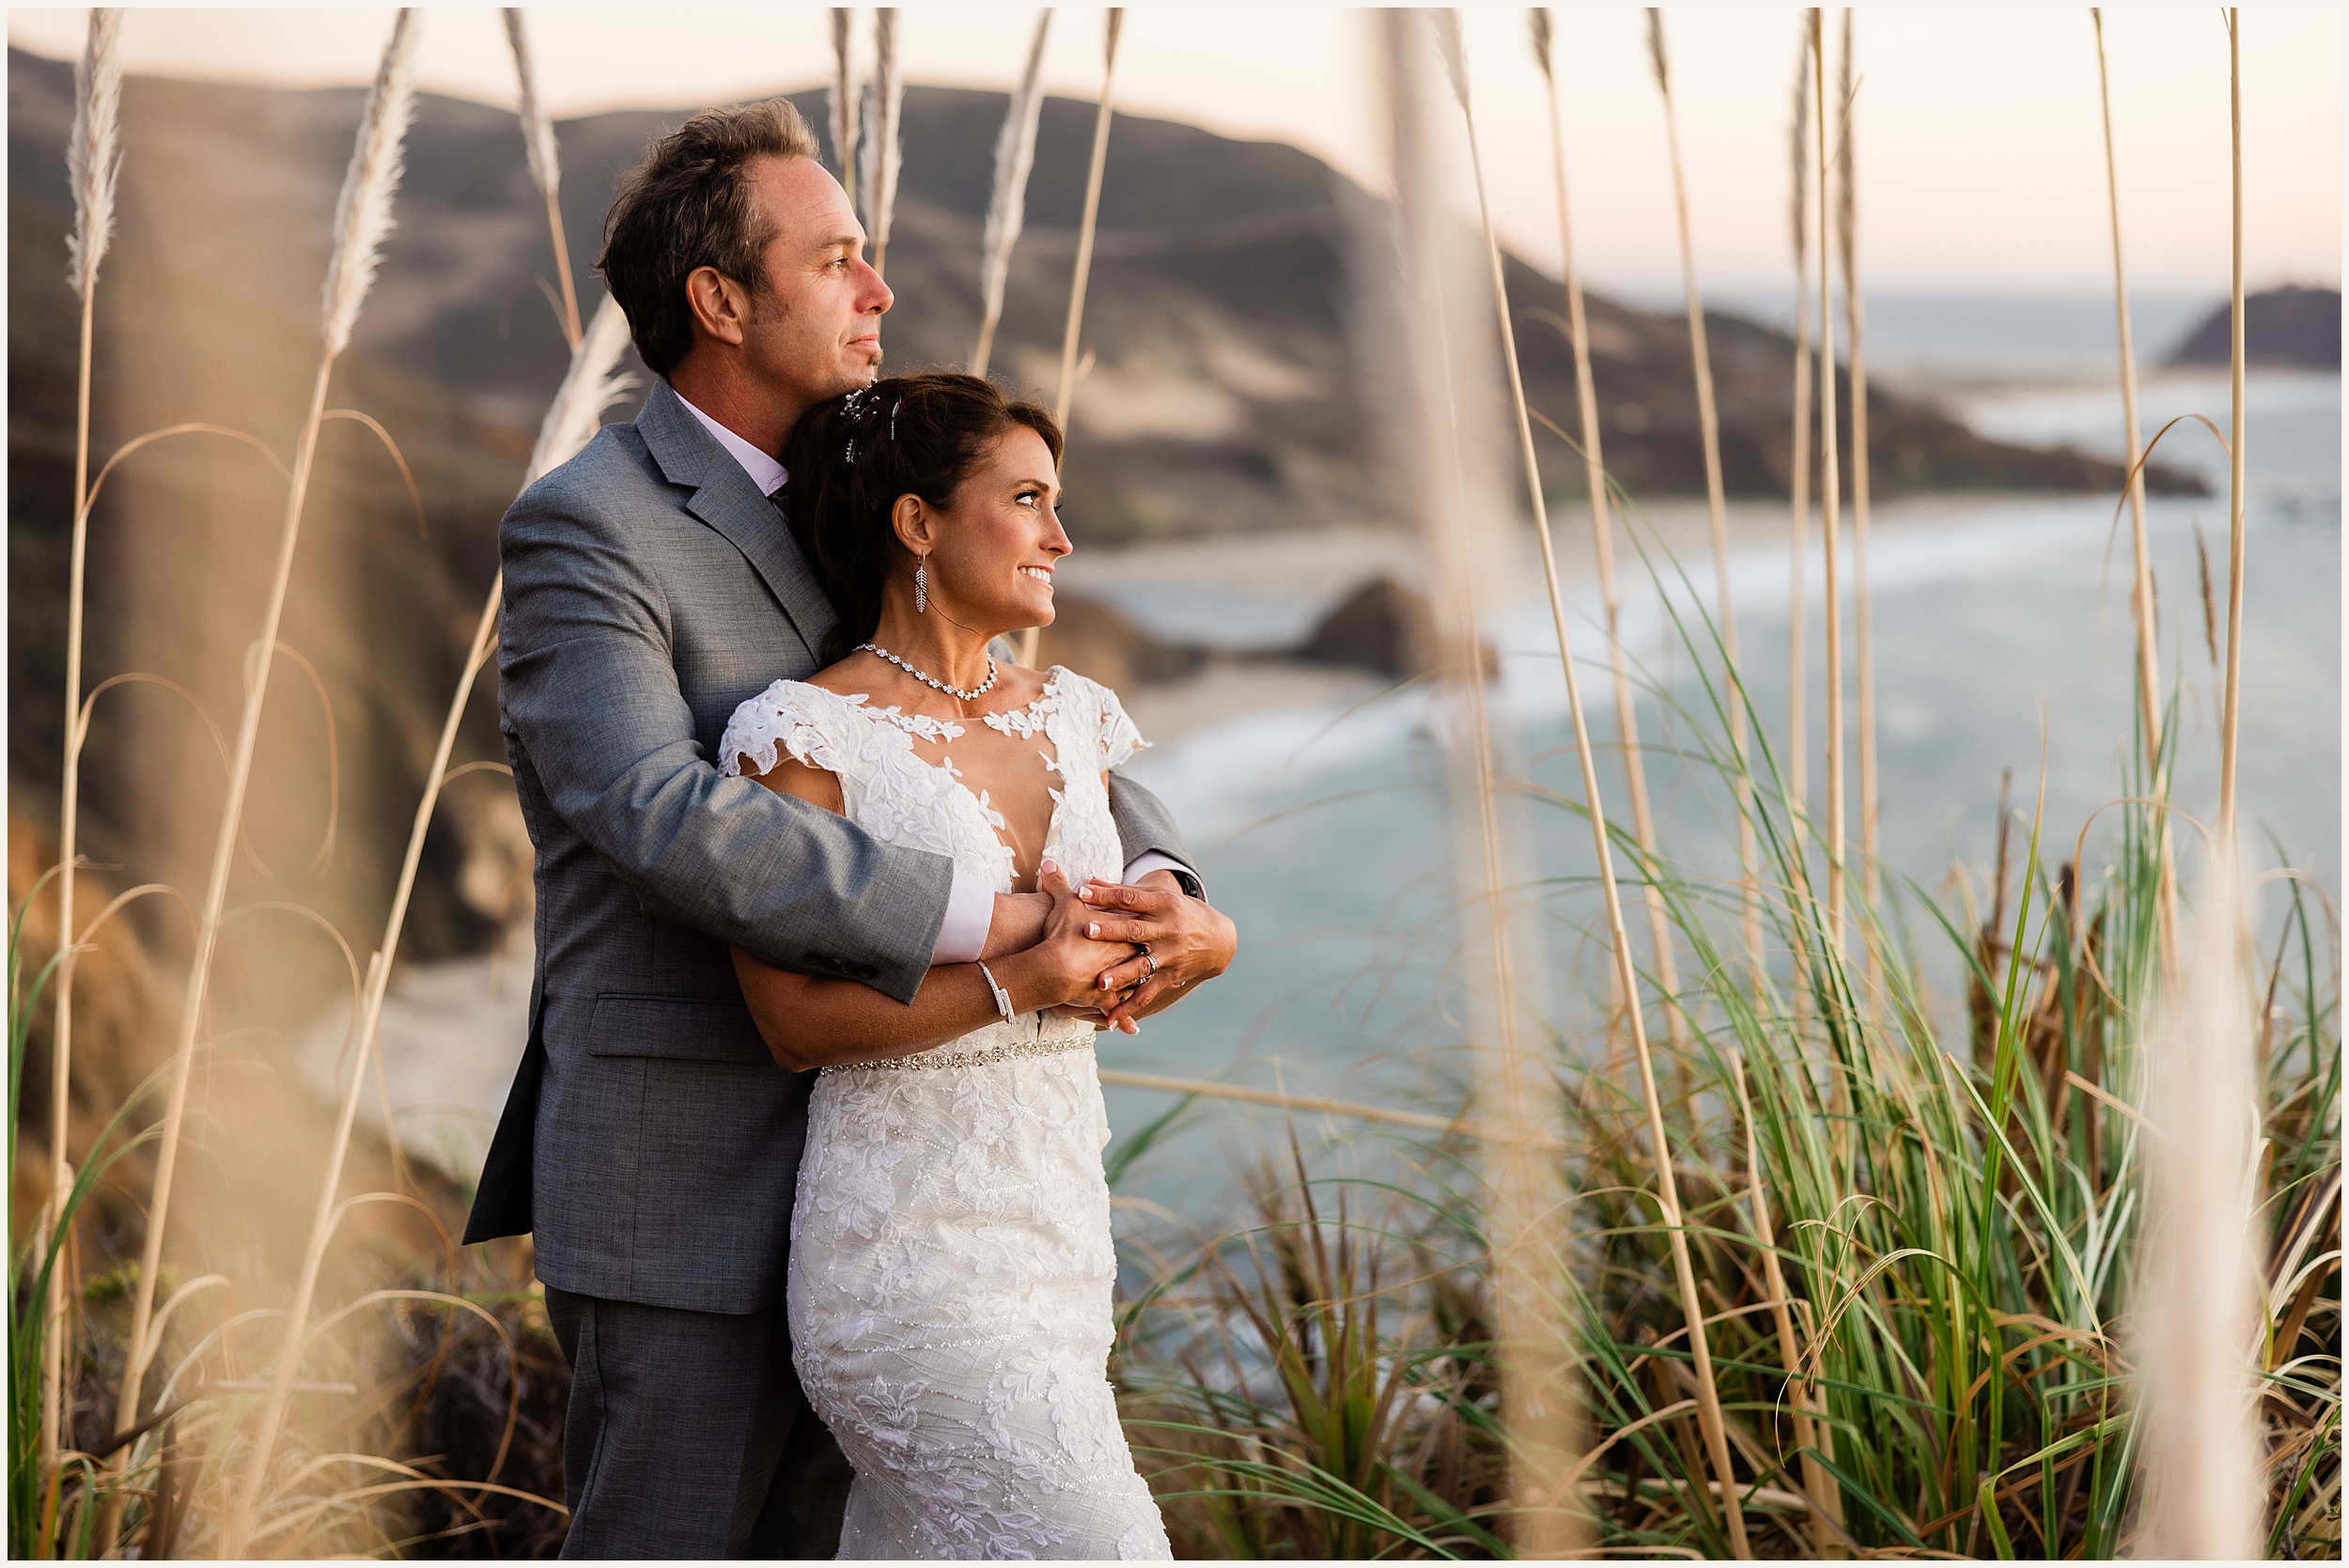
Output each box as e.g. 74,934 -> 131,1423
974,959 -> 1017,1021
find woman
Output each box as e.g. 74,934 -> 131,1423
718,371 -> 1187,1560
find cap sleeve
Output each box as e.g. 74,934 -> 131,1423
1082,675 -> 1149,771
719,679 -> 856,780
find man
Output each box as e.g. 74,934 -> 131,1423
463,99 -> 1234,1558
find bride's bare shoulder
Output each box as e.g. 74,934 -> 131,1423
801,662 -> 868,699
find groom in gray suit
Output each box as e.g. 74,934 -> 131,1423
463,99 -> 1234,1558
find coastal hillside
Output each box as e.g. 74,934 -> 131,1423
9,49 -> 2193,533
8,48 -> 2202,955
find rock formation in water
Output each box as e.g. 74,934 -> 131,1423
2167,285 -> 2341,369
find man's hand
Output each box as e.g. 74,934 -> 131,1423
1075,870 -> 1236,1030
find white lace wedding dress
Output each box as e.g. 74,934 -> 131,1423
719,667 -> 1174,1561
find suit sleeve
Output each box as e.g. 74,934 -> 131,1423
496,469 -> 950,1003
1105,772 -> 1197,891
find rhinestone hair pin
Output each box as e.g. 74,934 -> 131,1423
841,386 -> 875,463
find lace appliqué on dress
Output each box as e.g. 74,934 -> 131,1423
719,679 -> 1012,890
723,668 -> 1171,1561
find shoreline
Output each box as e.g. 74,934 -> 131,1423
1062,489 -> 2163,746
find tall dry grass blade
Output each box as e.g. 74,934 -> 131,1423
502,8 -> 580,346
111,11 -> 421,1547
1812,8 -> 1845,952
830,8 -> 862,208
1837,9 -> 1877,951
1529,9 -> 1625,1031
1785,20 -> 1813,850
1024,7 -> 1121,669
2217,8 -> 2247,848
2137,844 -> 2263,1557
2092,9 -> 2179,959
1504,11 -> 1695,1084
229,296 -> 632,1549
1429,14 -> 1584,1551
1645,8 -> 1761,978
48,0 -> 125,1491
1438,15 -> 1757,1559
861,8 -> 904,276
1053,6 -> 1122,432
972,8 -> 1053,378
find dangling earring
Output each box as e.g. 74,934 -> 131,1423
914,554 -> 928,613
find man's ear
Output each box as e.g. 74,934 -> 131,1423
891,493 -> 936,555
684,265 -> 750,349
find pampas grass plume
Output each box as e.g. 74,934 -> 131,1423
862,8 -> 904,272
830,8 -> 862,198
972,9 -> 1053,378
2138,848 -> 2263,1557
1432,9 -> 1470,111
502,8 -> 558,201
320,8 -> 420,354
68,8 -> 123,302
531,294 -> 636,481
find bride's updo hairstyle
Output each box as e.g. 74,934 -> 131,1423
784,370 -> 1064,665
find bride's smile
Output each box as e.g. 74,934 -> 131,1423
874,422 -> 1071,676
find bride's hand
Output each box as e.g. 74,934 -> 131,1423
989,862 -> 1140,1028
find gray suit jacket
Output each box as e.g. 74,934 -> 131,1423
462,381 -> 1194,1313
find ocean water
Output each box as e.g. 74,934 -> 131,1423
327,324 -> 2338,1207
1099,365 -> 2341,1197
1639,287 -> 2224,384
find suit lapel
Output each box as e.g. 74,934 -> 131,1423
635,381 -> 836,659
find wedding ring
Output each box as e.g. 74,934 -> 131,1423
1140,952 -> 1159,982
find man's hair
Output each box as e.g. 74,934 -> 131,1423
598,100 -> 822,377
784,372 -> 1066,666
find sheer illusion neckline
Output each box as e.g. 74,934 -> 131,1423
835,666 -> 1066,743
834,667 -> 1072,893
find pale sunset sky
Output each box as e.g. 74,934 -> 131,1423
8,6 -> 2340,299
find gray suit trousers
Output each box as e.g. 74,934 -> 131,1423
546,1286 -> 852,1559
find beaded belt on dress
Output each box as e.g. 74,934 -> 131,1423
821,1017 -> 1097,1075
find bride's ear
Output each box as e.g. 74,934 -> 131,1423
890,493 -> 936,557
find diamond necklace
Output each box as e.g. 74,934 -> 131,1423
858,643 -> 1000,703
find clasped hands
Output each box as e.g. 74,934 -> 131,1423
985,862 -> 1236,1034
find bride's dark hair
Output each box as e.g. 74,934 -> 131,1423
783,371 -> 1064,665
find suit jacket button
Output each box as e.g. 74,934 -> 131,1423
854,963 -> 878,980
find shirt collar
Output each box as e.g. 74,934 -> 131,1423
673,384 -> 787,497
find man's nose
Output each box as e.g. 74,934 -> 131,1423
858,259 -> 894,316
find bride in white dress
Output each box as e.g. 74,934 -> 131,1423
718,373 -> 1186,1560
